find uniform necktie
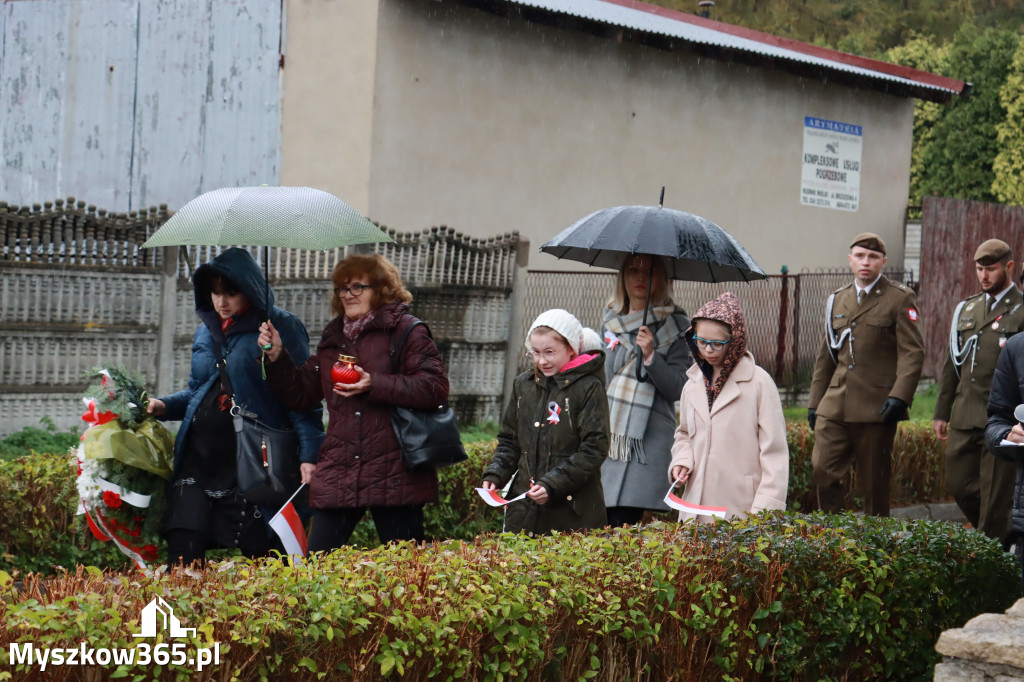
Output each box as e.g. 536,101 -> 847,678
857,289 -> 864,304
989,296 -> 997,312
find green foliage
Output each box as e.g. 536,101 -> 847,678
992,37 -> 1024,205
918,26 -> 1020,203
0,515 -> 1015,681
649,0 -> 1023,57
83,365 -> 153,430
0,417 -> 80,461
0,452 -> 134,574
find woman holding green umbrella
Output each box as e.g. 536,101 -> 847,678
601,254 -> 692,526
147,248 -> 324,565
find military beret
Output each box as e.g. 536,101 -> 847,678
974,238 -> 1011,266
849,232 -> 886,255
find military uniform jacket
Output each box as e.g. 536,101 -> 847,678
808,275 -> 925,423
935,285 -> 1024,430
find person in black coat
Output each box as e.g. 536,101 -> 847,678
984,330 -> 1024,593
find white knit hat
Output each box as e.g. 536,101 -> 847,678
526,309 -> 585,354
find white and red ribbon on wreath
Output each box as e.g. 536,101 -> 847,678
77,398 -> 158,569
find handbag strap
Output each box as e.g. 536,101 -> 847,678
210,338 -> 258,420
389,314 -> 429,374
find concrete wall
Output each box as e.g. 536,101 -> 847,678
280,0 -> 379,214
352,0 -> 915,274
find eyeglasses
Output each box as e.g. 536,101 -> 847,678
334,284 -> 373,297
526,349 -> 561,359
693,336 -> 732,351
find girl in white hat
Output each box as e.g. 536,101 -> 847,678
481,309 -> 611,534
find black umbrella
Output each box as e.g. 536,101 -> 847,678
540,190 -> 766,380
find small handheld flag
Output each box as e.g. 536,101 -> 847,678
476,487 -> 529,507
269,484 -> 308,563
663,478 -> 727,518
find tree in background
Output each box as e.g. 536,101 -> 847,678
916,27 -> 1019,204
650,0 -> 1020,56
883,36 -> 951,211
992,38 -> 1024,206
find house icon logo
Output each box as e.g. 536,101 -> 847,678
133,596 -> 197,638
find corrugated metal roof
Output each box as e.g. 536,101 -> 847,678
493,0 -> 967,102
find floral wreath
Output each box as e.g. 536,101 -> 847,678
76,367 -> 174,568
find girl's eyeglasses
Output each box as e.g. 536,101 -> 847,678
334,284 -> 373,297
693,336 -> 732,351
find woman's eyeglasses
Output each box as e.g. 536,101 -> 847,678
693,336 -> 732,351
334,284 -> 373,297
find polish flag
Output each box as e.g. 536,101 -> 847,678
663,488 -> 727,519
476,488 -> 529,507
270,485 -> 308,563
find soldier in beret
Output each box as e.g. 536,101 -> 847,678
808,232 -> 925,516
935,239 -> 1023,543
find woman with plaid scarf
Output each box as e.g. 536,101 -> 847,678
600,254 -> 693,527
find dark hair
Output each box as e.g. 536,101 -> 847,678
208,273 -> 241,296
330,254 -> 412,317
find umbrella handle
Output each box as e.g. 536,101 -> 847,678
634,258 -> 654,383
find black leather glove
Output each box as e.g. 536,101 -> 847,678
807,408 -> 817,431
879,397 -> 908,424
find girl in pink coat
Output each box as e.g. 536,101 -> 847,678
669,292 -> 789,522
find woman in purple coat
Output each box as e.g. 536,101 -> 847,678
259,254 -> 449,551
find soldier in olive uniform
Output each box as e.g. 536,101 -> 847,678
934,239 -> 1023,542
808,233 -> 925,516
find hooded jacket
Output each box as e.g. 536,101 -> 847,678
669,293 -> 788,522
158,248 -> 324,471
266,303 -> 448,509
483,351 -> 610,534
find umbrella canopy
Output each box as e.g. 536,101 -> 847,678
540,204 -> 765,283
142,186 -> 393,250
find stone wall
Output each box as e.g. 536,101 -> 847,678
935,598 -> 1024,680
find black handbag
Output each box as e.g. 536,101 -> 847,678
389,316 -> 468,471
214,341 -> 301,507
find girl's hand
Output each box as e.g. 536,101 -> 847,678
147,397 -> 166,417
258,321 -> 283,362
670,465 -> 690,485
526,483 -> 549,505
300,462 -> 316,485
332,365 -> 371,397
636,325 -> 655,361
481,480 -> 497,491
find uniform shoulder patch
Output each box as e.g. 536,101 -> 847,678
908,307 -> 919,322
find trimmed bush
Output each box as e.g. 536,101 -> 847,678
0,422 -> 951,571
0,514 -> 1016,681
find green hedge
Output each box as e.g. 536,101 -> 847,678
0,422 -> 950,571
1,514 -> 1016,681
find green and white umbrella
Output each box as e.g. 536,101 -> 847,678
143,186 -> 393,348
142,185 -> 392,250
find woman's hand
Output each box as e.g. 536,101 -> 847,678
257,321 -> 283,363
636,325 -> 655,361
300,462 -> 316,485
670,465 -> 690,485
146,397 -> 166,417
332,365 -> 371,397
481,480 -> 497,491
526,483 -> 549,505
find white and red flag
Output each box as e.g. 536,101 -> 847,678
475,487 -> 529,507
663,479 -> 727,519
269,484 -> 308,564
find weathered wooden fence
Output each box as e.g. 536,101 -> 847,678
0,199 -> 528,436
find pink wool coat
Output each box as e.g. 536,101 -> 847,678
669,352 -> 789,522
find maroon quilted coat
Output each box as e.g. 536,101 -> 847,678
265,302 -> 447,509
